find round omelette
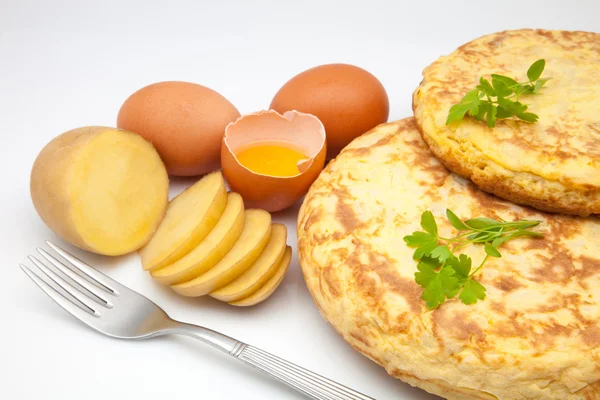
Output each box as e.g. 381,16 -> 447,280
413,29 -> 600,216
298,118 -> 600,399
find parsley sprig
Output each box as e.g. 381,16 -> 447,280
404,210 -> 543,310
446,59 -> 551,127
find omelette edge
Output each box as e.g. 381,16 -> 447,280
297,118 -> 600,400
412,28 -> 600,217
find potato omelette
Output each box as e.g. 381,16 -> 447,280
298,118 -> 600,399
413,29 -> 600,216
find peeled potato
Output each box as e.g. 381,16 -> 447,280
171,209 -> 272,297
150,192 -> 245,285
210,224 -> 287,302
30,126 -> 169,256
140,171 -> 227,271
229,247 -> 291,307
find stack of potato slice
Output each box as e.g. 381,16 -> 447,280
140,171 -> 291,306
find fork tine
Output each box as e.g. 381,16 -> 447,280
28,256 -> 100,315
20,264 -> 99,326
46,241 -> 118,295
37,248 -> 112,307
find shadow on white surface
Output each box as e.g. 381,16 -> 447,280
167,335 -> 309,399
17,193 -> 442,400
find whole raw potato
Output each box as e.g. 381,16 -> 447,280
117,81 -> 240,176
30,126 -> 169,256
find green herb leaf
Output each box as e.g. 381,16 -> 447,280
459,279 -> 487,305
486,104 -> 497,127
420,211 -> 438,236
473,232 -> 501,243
431,245 -> 453,262
456,254 -> 472,278
497,98 -> 527,114
495,106 -> 514,119
413,240 -> 438,260
446,89 -> 481,125
512,220 -> 541,229
513,101 -> 529,114
446,209 -> 469,230
477,77 -> 495,97
464,217 -> 500,229
491,77 -> 513,97
516,111 -> 539,123
403,231 -> 434,246
415,260 -> 443,308
533,78 -> 550,94
527,59 -> 546,82
422,278 -> 446,309
446,254 -> 472,279
513,84 -> 523,99
484,243 -> 502,257
471,101 -> 489,121
414,259 -> 439,287
418,264 -> 460,309
490,74 -> 518,88
492,236 -> 508,248
406,209 -> 543,309
467,232 -> 483,241
518,84 -> 534,96
421,255 -> 442,266
507,230 -> 545,239
442,266 -> 462,299
446,60 -> 549,127
447,103 -> 471,125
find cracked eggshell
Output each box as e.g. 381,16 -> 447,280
221,110 -> 326,212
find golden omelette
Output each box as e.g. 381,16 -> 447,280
413,29 -> 600,216
298,118 -> 600,399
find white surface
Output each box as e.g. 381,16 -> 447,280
1,1 -> 598,399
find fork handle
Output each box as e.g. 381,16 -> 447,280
234,345 -> 375,400
170,322 -> 375,400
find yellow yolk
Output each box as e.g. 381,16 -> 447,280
236,143 -> 307,177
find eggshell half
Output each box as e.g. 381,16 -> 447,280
222,110 -> 326,212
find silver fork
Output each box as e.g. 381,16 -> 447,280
20,241 -> 374,400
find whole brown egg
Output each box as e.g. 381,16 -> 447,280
270,64 -> 389,158
117,81 -> 240,176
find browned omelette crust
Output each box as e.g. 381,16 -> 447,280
413,29 -> 600,216
298,118 -> 600,400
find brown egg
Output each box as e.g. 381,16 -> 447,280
117,81 -> 240,176
222,110 -> 326,212
270,63 -> 389,158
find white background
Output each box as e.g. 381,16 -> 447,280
1,1 -> 598,399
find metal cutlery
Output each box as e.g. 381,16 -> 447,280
20,241 -> 375,400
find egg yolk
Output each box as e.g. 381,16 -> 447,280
236,143 -> 307,177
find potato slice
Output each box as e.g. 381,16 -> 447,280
151,192 -> 245,285
172,209 -> 271,297
140,171 -> 227,271
229,246 -> 291,307
210,224 -> 287,302
30,127 -> 169,256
